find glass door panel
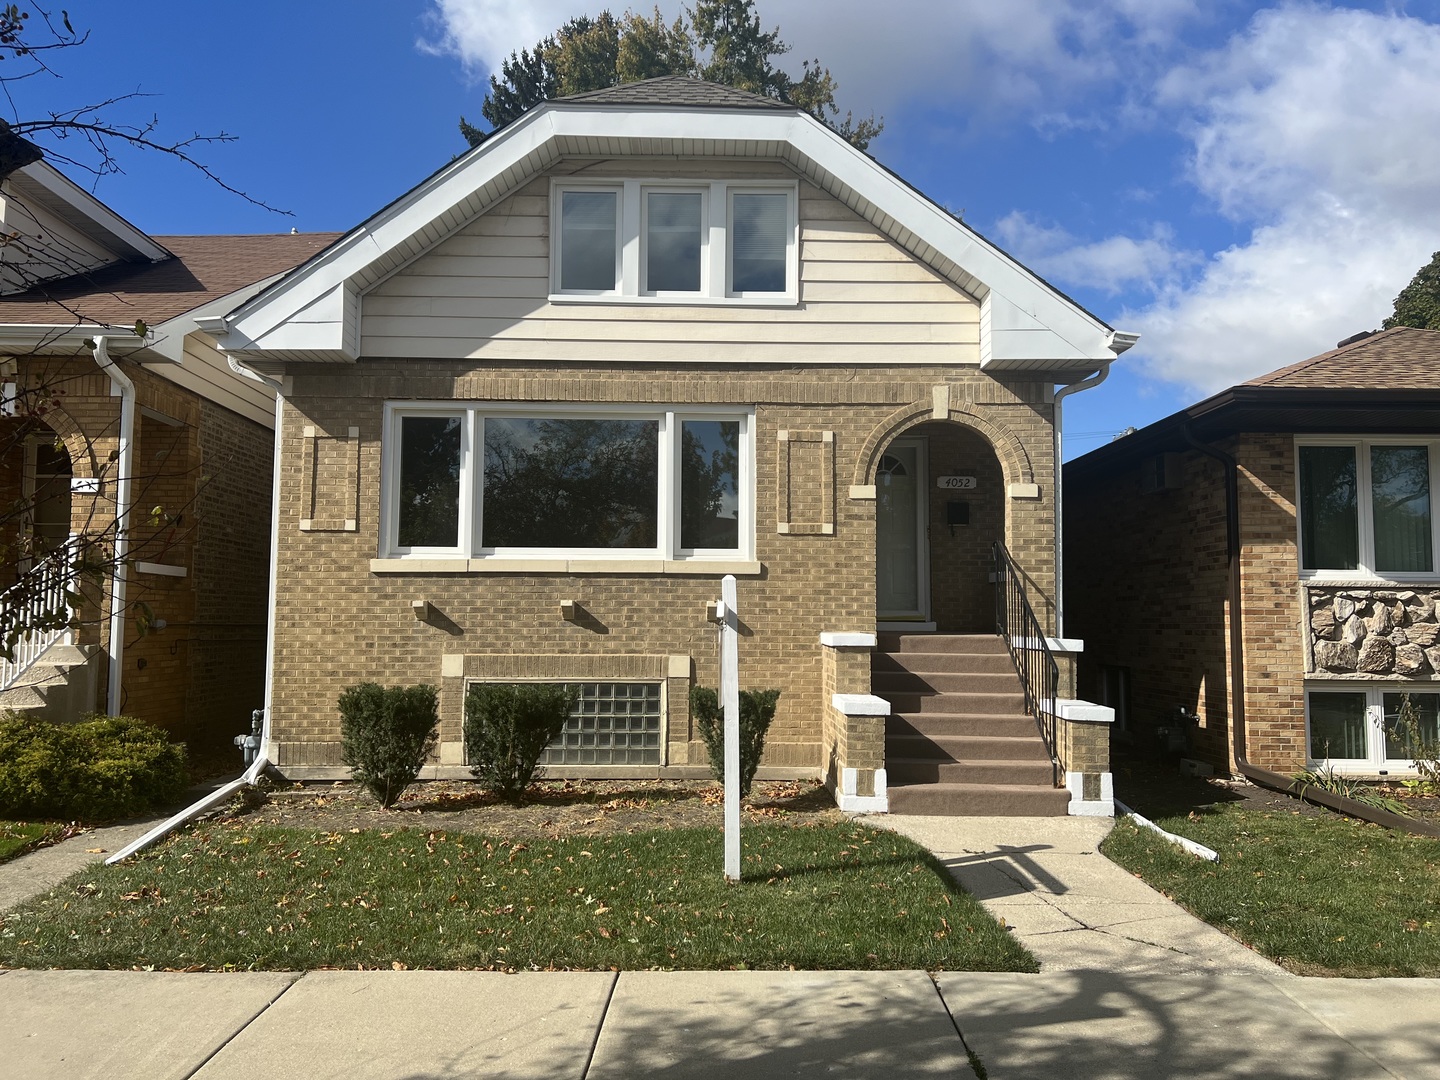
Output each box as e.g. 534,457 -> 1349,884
876,441 -> 926,619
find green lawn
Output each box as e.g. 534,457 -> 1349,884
0,822 -> 64,865
0,820 -> 1035,973
1103,807 -> 1440,976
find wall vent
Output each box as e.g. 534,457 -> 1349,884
1139,452 -> 1182,494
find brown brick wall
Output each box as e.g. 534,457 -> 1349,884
269,360 -> 1057,770
1067,433 -> 1312,774
1066,442 -> 1234,766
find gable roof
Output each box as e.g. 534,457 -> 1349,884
210,79 -> 1136,373
1068,326 -> 1440,479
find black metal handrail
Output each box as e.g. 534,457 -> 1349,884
993,541 -> 1060,782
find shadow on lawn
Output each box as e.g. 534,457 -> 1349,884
1110,747 -> 1247,821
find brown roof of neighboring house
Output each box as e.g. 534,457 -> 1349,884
1245,326 -> 1440,390
1069,326 -> 1440,477
0,232 -> 342,327
556,76 -> 790,110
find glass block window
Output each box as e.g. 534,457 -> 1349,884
539,682 -> 663,766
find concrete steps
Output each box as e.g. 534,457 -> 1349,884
876,633 -> 1066,817
0,643 -> 98,722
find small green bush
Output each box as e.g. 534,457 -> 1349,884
690,686 -> 781,798
0,712 -> 187,821
464,683 -> 577,804
338,683 -> 440,808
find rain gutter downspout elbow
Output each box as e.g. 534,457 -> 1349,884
91,336 -> 135,716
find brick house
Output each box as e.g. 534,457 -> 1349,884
1065,326 -> 1440,780
207,79 -> 1130,813
0,152 -> 336,754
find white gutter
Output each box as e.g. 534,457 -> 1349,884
105,368 -> 283,866
90,336 -> 135,715
1115,799 -> 1219,861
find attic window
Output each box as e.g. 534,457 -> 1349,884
551,179 -> 796,304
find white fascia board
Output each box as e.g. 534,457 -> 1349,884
147,271 -> 291,363
12,162 -> 171,263
219,110 -> 563,358
0,324 -> 155,356
778,119 -> 1122,365
217,103 -> 1124,365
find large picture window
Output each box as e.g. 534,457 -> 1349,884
552,180 -> 796,302
383,404 -> 753,561
1298,440 -> 1439,577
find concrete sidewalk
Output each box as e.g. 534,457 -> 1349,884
3,967 -> 1438,1079
0,816 -> 169,913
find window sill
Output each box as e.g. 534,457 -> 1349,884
370,557 -> 763,576
548,293 -> 797,308
1301,573 -> 1440,586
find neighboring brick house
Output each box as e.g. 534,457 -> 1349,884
208,78 -> 1132,812
0,153 -> 337,754
1065,326 -> 1440,779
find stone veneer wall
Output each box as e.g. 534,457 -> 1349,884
1306,586 -> 1440,678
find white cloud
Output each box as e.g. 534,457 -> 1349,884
1122,5 -> 1440,393
420,1 -> 1201,119
992,212 -> 1199,296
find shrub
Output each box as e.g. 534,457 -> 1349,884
690,686 -> 781,798
338,683 -> 440,808
0,712 -> 187,821
1389,693 -> 1440,793
464,683 -> 577,804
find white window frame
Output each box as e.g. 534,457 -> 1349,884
1296,436 -> 1440,582
381,401 -> 755,563
550,178 -> 797,305
1305,684 -> 1440,774
640,186 -> 709,297
726,185 -> 798,300
381,408 -> 473,558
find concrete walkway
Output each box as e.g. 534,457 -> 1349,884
0,815 -> 169,913
878,815 -> 1283,975
3,815 -> 1439,1078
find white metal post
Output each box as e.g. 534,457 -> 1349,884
721,574 -> 740,881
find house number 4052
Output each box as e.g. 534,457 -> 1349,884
936,476 -> 977,489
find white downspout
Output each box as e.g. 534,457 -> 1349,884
91,336 -> 135,715
106,358 -> 281,865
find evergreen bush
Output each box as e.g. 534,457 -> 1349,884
464,683 -> 577,804
0,713 -> 187,821
338,683 -> 439,808
689,686 -> 781,798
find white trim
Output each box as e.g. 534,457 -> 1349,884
1066,771 -> 1114,816
1304,683 -> 1440,775
836,766 -> 888,813
820,632 -> 877,648
135,561 -> 187,578
831,693 -> 891,716
1296,435 -> 1440,581
381,401 -> 754,564
1058,698 -> 1112,723
213,104 -> 1131,365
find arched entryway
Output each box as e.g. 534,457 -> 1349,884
875,420 -> 1006,632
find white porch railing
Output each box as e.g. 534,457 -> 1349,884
0,542 -> 78,691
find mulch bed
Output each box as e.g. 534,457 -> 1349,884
220,777 -> 847,840
1112,747 -> 1440,825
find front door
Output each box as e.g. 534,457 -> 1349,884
876,439 -> 929,621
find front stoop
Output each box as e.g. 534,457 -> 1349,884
874,633 -> 1069,816
0,644 -> 98,722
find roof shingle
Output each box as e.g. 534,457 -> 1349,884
0,232 -> 341,326
1244,326 -> 1440,390
555,76 -> 790,111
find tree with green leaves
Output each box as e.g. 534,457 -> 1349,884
459,1 -> 881,151
1383,250 -> 1440,331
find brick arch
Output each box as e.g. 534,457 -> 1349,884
32,406 -> 98,481
853,400 -> 1034,489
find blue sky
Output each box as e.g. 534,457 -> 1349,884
10,1 -> 1440,457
